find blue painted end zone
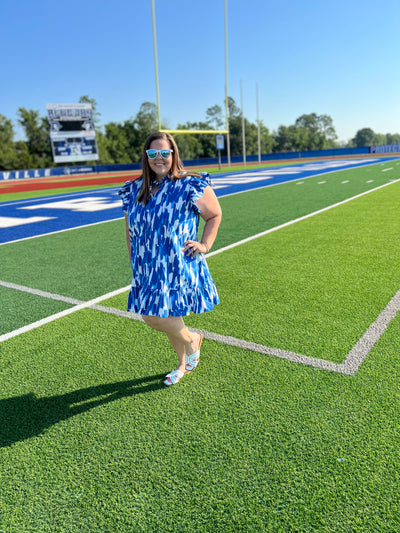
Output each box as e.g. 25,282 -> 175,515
1,157 -> 398,245
0,188 -> 123,244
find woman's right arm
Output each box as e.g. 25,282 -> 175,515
124,213 -> 131,259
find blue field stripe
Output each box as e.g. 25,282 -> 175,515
1,157 -> 398,245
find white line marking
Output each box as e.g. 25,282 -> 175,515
0,280 -> 82,305
2,178 -> 400,375
216,160 -> 394,199
1,159 -> 396,245
206,179 -> 400,258
0,217 -> 123,246
341,288 -> 400,374
0,216 -> 56,228
0,285 -> 130,343
21,198 -> 122,212
0,186 -> 122,208
382,167 -> 393,172
4,278 -> 398,376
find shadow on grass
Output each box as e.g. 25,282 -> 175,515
0,373 -> 166,448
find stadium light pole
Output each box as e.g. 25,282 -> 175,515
225,0 -> 231,166
241,79 -> 246,166
256,82 -> 261,164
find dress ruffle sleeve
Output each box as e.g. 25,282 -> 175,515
118,179 -> 142,213
188,173 -> 212,214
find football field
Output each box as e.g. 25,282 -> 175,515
1,158 -> 400,531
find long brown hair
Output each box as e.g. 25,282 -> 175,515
137,131 -> 201,205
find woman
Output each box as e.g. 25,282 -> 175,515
119,132 -> 222,386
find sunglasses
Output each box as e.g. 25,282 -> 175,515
146,149 -> 173,159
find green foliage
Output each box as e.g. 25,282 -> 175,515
274,113 -> 338,152
17,107 -> 53,168
0,114 -> 18,170
2,94 -> 400,170
79,95 -> 101,125
206,104 -> 224,129
351,127 -> 392,147
175,121 -> 223,159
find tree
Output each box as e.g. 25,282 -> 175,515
79,95 -> 101,126
295,113 -> 338,149
0,114 -> 17,170
227,96 -> 241,119
134,102 -> 159,134
206,104 -> 224,129
129,102 -> 160,161
102,122 -> 131,164
17,107 -> 52,168
273,124 -> 307,152
11,94 -> 400,169
14,141 -> 34,169
174,122 -> 219,160
272,113 -> 338,152
259,121 -> 274,154
386,133 -> 400,144
352,128 -> 378,147
174,127 -> 204,160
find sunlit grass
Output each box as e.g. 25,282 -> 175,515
1,160 -> 400,531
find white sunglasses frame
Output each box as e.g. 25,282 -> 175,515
146,149 -> 174,159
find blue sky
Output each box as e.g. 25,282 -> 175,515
1,0 -> 400,143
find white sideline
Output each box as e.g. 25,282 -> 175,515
0,285 -> 130,343
3,278 -> 400,375
2,177 -> 400,374
206,178 -> 400,258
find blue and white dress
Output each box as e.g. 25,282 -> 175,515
118,173 -> 220,317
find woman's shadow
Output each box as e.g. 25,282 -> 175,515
0,373 -> 165,448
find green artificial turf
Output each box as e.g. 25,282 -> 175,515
1,308 -> 399,531
1,161 -> 398,293
0,220 -> 129,301
213,160 -> 400,248
0,285 -> 72,336
102,179 -> 400,364
189,179 -> 400,361
1,160 -> 400,531
1,160 -> 399,339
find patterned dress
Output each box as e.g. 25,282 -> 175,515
118,173 -> 220,317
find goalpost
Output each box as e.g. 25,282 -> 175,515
151,0 -> 231,164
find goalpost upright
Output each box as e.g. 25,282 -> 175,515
151,0 -> 231,165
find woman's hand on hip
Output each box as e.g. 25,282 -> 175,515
183,240 -> 208,257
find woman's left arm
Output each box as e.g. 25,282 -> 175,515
183,186 -> 222,257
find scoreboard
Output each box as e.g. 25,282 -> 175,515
46,103 -> 99,163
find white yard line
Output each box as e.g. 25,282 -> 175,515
207,179 -> 400,258
0,217 -> 123,246
2,178 -> 400,375
0,285 -> 130,343
4,278 -> 398,375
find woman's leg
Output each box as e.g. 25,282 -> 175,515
141,315 -> 201,373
